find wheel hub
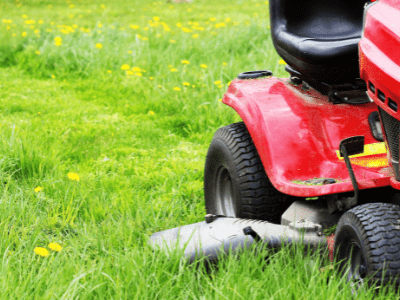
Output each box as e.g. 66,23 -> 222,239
347,241 -> 367,295
215,166 -> 235,217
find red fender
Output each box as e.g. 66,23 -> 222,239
222,77 -> 391,197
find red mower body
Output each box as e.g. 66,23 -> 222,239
223,77 -> 391,197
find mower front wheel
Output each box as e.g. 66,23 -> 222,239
204,122 -> 290,224
334,203 -> 400,295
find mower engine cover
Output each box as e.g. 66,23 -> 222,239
359,0 -> 400,182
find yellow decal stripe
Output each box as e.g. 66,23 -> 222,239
336,142 -> 386,159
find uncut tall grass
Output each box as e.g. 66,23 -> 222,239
0,0 -> 399,298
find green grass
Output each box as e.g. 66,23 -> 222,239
0,0 -> 399,298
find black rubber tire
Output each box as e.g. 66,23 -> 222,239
204,122 -> 290,224
334,203 -> 400,294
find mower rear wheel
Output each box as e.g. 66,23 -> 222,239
204,122 -> 290,224
334,203 -> 400,295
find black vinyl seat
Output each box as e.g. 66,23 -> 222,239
269,0 -> 367,83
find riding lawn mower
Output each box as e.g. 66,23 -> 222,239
150,0 -> 400,293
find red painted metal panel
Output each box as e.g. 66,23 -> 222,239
359,0 -> 400,121
223,77 -> 391,197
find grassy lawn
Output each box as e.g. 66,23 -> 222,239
0,0 -> 399,298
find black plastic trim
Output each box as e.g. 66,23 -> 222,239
369,81 -> 375,93
388,99 -> 398,112
368,111 -> 384,142
237,70 -> 273,80
378,90 -> 385,102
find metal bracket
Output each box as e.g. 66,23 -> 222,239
328,82 -> 370,105
284,65 -> 370,105
325,136 -> 365,214
327,194 -> 358,214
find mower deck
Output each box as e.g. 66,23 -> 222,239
223,77 -> 392,197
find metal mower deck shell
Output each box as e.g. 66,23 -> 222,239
222,77 -> 392,197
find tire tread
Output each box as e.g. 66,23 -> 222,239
210,122 -> 288,223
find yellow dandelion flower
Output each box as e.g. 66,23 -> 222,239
48,243 -> 62,252
130,24 -> 139,29
95,43 -> 103,49
158,85 -> 162,88
200,64 -> 208,69
69,4 -> 74,8
222,62 -> 227,66
34,247 -> 49,257
22,14 -> 28,19
67,172 -> 80,181
100,4 -> 106,9
192,85 -> 196,88
183,82 -> 190,86
169,39 -> 176,43
34,186 -> 43,192
149,111 -> 155,115
128,51 -> 133,54
225,18 -> 231,22
136,34 -> 141,38
192,34 -> 199,38
170,68 -> 178,72
126,70 -> 134,75
173,87 -> 181,91
176,23 -> 182,27
135,72 -> 142,76
278,59 -> 286,65
35,51 -> 41,55
181,60 -> 190,64
149,77 -> 154,80
141,37 -> 149,41
210,17 -> 216,22
54,36 -> 62,46
214,80 -> 221,85
121,64 -> 130,70
107,70 -> 112,74
22,32 -> 27,37
51,75 -> 56,79
98,23 -> 103,28
132,67 -> 141,72
153,16 -> 160,21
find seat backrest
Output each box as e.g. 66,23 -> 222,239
270,0 -> 367,40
